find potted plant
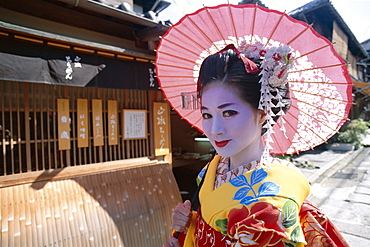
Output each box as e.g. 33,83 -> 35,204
326,119 -> 369,151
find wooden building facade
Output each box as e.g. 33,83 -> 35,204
0,0 -> 182,246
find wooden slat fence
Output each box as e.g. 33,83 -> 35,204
0,81 -> 155,176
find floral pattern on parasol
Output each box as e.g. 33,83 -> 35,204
155,4 -> 352,155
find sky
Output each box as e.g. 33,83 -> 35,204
157,0 -> 370,43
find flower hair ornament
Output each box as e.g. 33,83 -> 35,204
238,41 -> 294,161
156,4 -> 352,156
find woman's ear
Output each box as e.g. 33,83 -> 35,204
257,109 -> 266,126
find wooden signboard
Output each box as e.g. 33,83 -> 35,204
122,110 -> 147,140
92,99 -> 104,146
108,100 -> 118,145
57,99 -> 70,150
77,99 -> 89,148
153,102 -> 170,156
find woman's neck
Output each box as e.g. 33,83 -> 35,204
229,141 -> 265,170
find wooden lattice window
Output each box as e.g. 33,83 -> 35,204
0,81 -> 154,176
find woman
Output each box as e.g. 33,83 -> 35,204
163,44 -> 349,247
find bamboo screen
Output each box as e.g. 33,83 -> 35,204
0,80 -> 153,176
0,160 -> 182,246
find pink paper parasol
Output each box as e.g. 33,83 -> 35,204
155,4 -> 352,155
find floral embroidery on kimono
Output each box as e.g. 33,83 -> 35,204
185,155 -> 309,246
180,155 -> 348,247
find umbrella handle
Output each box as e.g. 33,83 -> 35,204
172,189 -> 196,239
173,153 -> 214,239
174,231 -> 180,239
173,179 -> 199,239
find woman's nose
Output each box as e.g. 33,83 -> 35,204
210,118 -> 226,135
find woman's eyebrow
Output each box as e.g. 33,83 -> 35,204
201,103 -> 236,110
218,103 -> 236,109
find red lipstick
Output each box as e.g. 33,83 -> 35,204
215,140 -> 230,148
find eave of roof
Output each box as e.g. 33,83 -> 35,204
353,80 -> 370,96
57,0 -> 161,28
0,21 -> 156,60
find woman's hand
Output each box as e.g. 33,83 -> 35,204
172,200 -> 192,232
163,200 -> 192,247
163,236 -> 180,247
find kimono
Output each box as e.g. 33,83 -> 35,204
178,155 -> 349,247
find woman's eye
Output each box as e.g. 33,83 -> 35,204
202,113 -> 212,119
223,110 -> 238,117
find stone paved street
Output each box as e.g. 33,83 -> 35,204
297,147 -> 370,246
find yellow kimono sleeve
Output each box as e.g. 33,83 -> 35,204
183,211 -> 197,247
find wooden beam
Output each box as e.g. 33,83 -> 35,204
0,158 -> 155,188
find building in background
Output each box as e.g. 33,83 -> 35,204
0,0 -> 176,175
362,38 -> 370,83
0,1 -> 181,246
358,38 -> 370,120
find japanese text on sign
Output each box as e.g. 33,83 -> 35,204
153,102 -> 169,156
123,110 -> 147,139
65,56 -> 82,80
149,68 -> 155,88
77,99 -> 89,148
108,100 -> 118,145
57,99 -> 70,150
92,99 -> 104,146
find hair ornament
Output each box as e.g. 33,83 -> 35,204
236,39 -> 294,161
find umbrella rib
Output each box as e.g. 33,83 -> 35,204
191,115 -> 203,129
169,24 -> 212,55
155,63 -> 197,71
159,83 -> 195,89
270,129 -> 284,154
265,12 -> 285,46
281,115 -> 313,150
171,105 -> 202,129
185,15 -> 220,52
164,95 -> 179,100
293,43 -> 332,60
272,121 -> 300,154
172,104 -> 200,120
290,104 -> 339,133
172,104 -> 182,111
228,3 -> 239,47
250,4 -> 258,43
289,80 -> 352,85
204,6 -> 227,45
286,110 -> 327,143
156,50 -> 197,64
160,36 -> 207,58
287,24 -> 313,46
157,75 -> 195,79
291,89 -> 352,104
181,108 -> 199,119
290,96 -> 350,121
290,62 -> 347,73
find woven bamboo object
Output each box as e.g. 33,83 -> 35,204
0,161 -> 182,246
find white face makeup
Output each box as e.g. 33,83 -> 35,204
201,84 -> 264,165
